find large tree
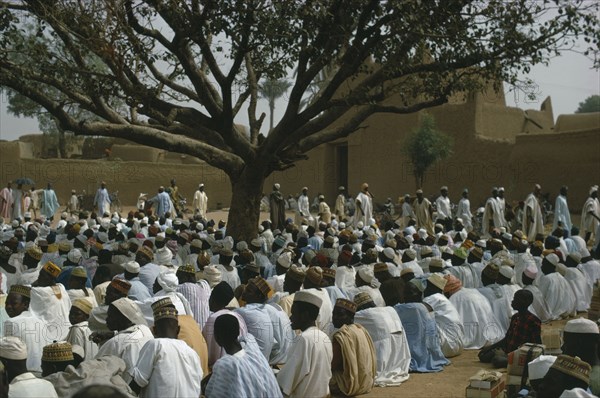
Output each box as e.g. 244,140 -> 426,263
575,95 -> 600,113
0,1 -> 598,240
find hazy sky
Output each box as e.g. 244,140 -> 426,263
1,51 -> 598,142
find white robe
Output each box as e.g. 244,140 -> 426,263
95,324 -> 154,380
482,197 -> 503,237
30,284 -> 72,340
448,264 -> 480,289
206,334 -> 282,398
456,198 -> 473,230
523,193 -> 544,241
538,272 -> 576,319
235,303 -> 275,361
423,293 -> 464,358
132,338 -> 202,398
478,284 -> 511,335
277,326 -> 332,398
449,288 -> 503,349
564,267 -> 592,312
66,321 -> 98,361
3,311 -> 52,372
355,191 -> 373,227
581,197 -> 600,234
354,306 -> 410,387
8,372 -> 58,398
553,194 -> 572,233
297,194 -> 310,218
192,190 -> 208,218
515,252 -> 536,286
523,285 -> 552,322
579,259 -> 600,289
93,188 -> 111,216
335,194 -> 346,218
304,288 -> 334,334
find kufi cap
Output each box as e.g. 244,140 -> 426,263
322,267 -> 336,279
42,261 -> 61,279
72,298 -> 94,315
374,263 -> 389,273
157,270 -> 179,292
476,239 -> 487,249
220,248 -> 234,257
26,245 -> 42,261
489,239 -> 504,251
248,276 -> 271,297
273,235 -> 286,248
280,263 -> 302,280
428,273 -> 447,290
111,297 -> 143,324
155,247 -> 172,266
273,183 -> 280,190
550,355 -> 591,384
338,186 -> 345,191
0,336 -> 28,360
382,247 -> 396,261
42,341 -> 74,362
177,264 -> 196,275
524,264 -> 538,279
151,297 -> 174,312
528,355 -> 557,380
109,278 -> 131,295
250,238 -> 262,249
277,251 -> 293,269
152,297 -> 178,321
453,247 -> 468,260
9,285 -> 31,298
470,246 -> 483,260
125,261 -> 140,274
499,265 -> 514,279
483,262 -> 500,280
416,189 -> 423,194
203,265 -> 222,287
590,185 -> 598,195
443,274 -> 462,294
564,318 -> 600,334
137,246 -> 154,261
305,266 -> 323,285
357,267 -> 374,284
74,234 -> 87,246
440,186 -> 448,191
244,263 -> 260,274
437,235 -> 449,246
400,268 -> 414,276
421,246 -> 433,256
545,253 -> 560,267
197,251 -> 211,267
335,298 -> 357,314
324,235 -> 335,245
429,258 -> 444,271
190,239 -> 203,249
361,182 -> 369,190
97,232 -> 109,243
37,239 -> 48,248
353,292 -> 374,308
404,248 -> 416,260
67,249 -> 82,264
71,266 -> 87,279
294,290 -> 322,308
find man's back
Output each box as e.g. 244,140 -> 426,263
331,323 -> 376,396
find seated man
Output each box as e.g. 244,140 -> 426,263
130,298 -> 202,397
330,298 -> 376,396
41,341 -> 76,377
204,314 -> 282,398
353,292 -> 411,387
66,298 -> 98,361
277,290 -> 333,398
538,355 -> 593,398
30,261 -> 72,339
561,318 -> 600,396
479,289 -> 541,368
0,336 -> 58,397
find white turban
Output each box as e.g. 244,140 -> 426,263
157,270 -> 179,292
155,247 -> 173,266
0,336 -> 27,360
203,265 -> 222,288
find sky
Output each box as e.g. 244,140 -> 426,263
1,51 -> 598,142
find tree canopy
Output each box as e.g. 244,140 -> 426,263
403,114 -> 453,189
0,0 -> 598,239
575,94 -> 600,113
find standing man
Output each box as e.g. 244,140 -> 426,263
456,189 -> 473,232
297,187 -> 310,224
318,195 -> 332,224
11,183 -> 25,221
335,186 -> 346,221
40,183 -> 60,221
0,181 -> 13,220
28,185 -> 44,219
401,194 -> 416,228
169,179 -> 182,216
355,183 -> 373,227
93,181 -> 111,216
482,187 -> 502,237
413,189 -> 434,235
435,186 -> 452,231
497,187 -> 508,228
67,189 -> 79,215
270,183 -> 286,231
149,187 -> 172,218
523,184 -> 544,242
553,186 -> 572,237
192,183 -> 208,219
581,186 -> 600,244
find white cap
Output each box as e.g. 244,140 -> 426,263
528,355 -> 557,380
427,273 -> 447,290
276,251 -> 293,269
155,247 -> 173,265
404,248 -> 416,260
190,239 -> 203,249
203,265 -> 222,288
382,247 -> 395,261
125,261 -> 140,273
568,252 -> 582,263
358,267 -> 374,284
499,265 -> 515,279
0,336 -> 27,360
293,290 -> 323,308
545,253 -> 560,266
111,298 -> 146,325
68,249 -> 83,263
564,318 -> 600,334
476,239 -> 487,248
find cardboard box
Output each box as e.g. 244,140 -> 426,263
507,343 -> 545,377
465,379 -> 505,398
469,370 -> 504,389
541,329 -> 562,350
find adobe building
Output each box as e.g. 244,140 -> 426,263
1,86 -> 599,213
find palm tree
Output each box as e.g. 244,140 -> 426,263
259,78 -> 292,131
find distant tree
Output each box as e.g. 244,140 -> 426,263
258,78 -> 292,131
403,114 -> 453,189
575,95 -> 600,113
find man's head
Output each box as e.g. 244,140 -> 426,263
105,279 -> 131,305
214,314 -> 240,349
241,277 -> 271,304
560,186 -> 568,196
290,291 -> 322,331
283,266 -> 305,294
440,186 -> 448,197
561,318 -> 599,359
35,262 -> 61,287
68,267 -> 88,290
5,285 -> 31,318
69,298 -> 93,326
462,189 -> 468,198
106,298 -> 139,332
151,298 -> 180,338
209,281 -> 235,313
332,299 -> 357,329
41,342 -> 74,377
537,355 -> 591,398
0,336 -> 28,382
511,289 -> 534,312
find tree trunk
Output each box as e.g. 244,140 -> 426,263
57,128 -> 66,159
226,166 -> 267,242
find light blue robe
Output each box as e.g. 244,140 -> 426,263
41,189 -> 60,219
394,302 -> 449,373
150,192 -> 171,217
93,188 -> 111,215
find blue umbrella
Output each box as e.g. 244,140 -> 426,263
14,177 -> 35,185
